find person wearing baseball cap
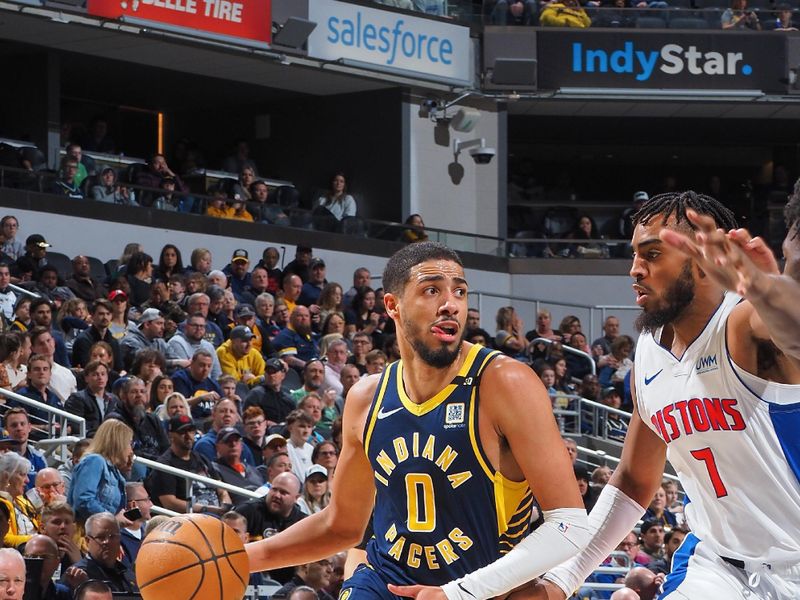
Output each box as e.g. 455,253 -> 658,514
298,258 -> 327,307
234,303 -> 268,356
212,426 -> 264,504
228,249 -> 252,302
216,325 -> 265,387
242,358 -> 295,425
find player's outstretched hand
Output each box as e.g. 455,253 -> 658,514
659,209 -> 773,299
387,584 -> 446,599
727,229 -> 780,275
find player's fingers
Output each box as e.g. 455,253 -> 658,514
387,584 -> 423,597
686,209 -> 718,233
660,229 -> 703,260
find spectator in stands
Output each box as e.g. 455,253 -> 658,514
342,268 -> 370,309
599,334 -> 634,390
239,267 -> 269,307
170,348 -> 221,420
30,327 -> 76,401
2,333 -> 28,390
106,377 -> 169,467
281,275 -> 303,315
592,0 -> 635,28
71,300 -> 121,371
106,290 -> 129,341
124,252 -> 153,309
643,484 -> 678,528
205,186 -> 233,219
242,406 -> 268,465
344,286 -> 381,340
55,299 -> 89,352
316,173 -> 357,222
65,256 -> 106,303
91,167 -> 136,206
155,391 -> 191,424
216,325 -> 265,387
184,293 -> 224,347
335,364 -> 360,415
299,259 -> 327,308
16,354 -> 63,424
774,4 -> 797,30
296,464 -> 329,516
256,247 -> 282,295
574,464 -> 599,512
82,342 -> 119,392
662,479 -> 684,523
152,176 -> 190,212
0,263 -> 15,323
187,248 -> 212,276
274,301 -> 290,331
261,435 -> 289,468
52,156 -> 84,200
68,419 -> 132,522
146,414 -> 231,515
229,196 -> 254,222
65,361 -> 116,437
591,315 -> 621,358
494,306 -> 528,360
285,410 -> 315,481
400,214 -> 427,244
256,450 -> 293,490
591,465 -> 613,488
648,525 -> 688,575
24,534 -> 70,600
273,306 -> 319,371
29,301 -> 70,368
311,440 -> 338,479
283,245 -> 313,284
0,452 -> 39,546
721,0 -> 761,29
599,387 -> 628,441
289,360 -> 325,405
557,314 -> 582,344
19,234 -> 50,276
226,249 -> 251,302
564,215 -> 609,258
9,298 -> 31,333
119,481 -> 151,571
637,520 -> 665,565
212,427 -> 264,504
486,0 -> 538,25
319,338 -> 347,402
149,374 -> 173,411
194,398 -> 254,461
222,139 -> 257,175
136,153 -> 188,195
119,308 -> 168,370
0,548 -> 24,600
243,358 -> 294,426
623,566 -> 663,600
234,303 -> 271,356
320,313 -> 346,341
154,245 -> 184,283
166,313 -> 222,379
539,0 -> 591,26
234,471 -> 305,583
274,556 -> 336,600
364,349 -> 387,375
0,217 -> 23,261
67,512 -> 138,594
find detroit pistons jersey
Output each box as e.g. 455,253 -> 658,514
635,292 -> 800,564
363,343 -> 533,586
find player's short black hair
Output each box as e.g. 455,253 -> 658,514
785,178 -> 800,240
382,242 -> 462,296
632,190 -> 737,232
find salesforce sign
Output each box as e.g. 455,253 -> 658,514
536,30 -> 785,92
308,0 -> 472,85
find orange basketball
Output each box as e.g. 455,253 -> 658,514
136,514 -> 249,600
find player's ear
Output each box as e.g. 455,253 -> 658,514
384,292 -> 400,319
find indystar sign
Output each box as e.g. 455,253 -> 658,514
537,30 -> 786,92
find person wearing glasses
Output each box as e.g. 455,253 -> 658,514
63,512 -> 137,595
119,482 -> 152,571
23,534 -> 69,600
0,548 -> 25,600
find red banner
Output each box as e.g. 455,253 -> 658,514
88,0 -> 271,44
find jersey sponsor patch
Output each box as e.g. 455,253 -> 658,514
695,354 -> 719,374
445,403 -> 465,425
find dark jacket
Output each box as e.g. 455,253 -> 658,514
65,274 -> 107,302
65,555 -> 137,594
244,385 -> 296,424
64,388 -> 118,437
105,403 -> 169,461
72,326 -> 123,371
213,459 -> 264,505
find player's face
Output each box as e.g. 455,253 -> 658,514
630,218 -> 697,333
389,259 -> 467,369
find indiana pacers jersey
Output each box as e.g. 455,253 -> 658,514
363,343 -> 533,586
635,292 -> 800,564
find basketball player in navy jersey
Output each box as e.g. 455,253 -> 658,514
245,242 -> 590,598
423,191 -> 800,600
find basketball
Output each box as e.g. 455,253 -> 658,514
136,514 -> 249,600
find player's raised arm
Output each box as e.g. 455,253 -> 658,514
661,209 -> 800,368
245,376 -> 378,572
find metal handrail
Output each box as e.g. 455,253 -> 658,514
134,455 -> 263,501
530,337 -> 596,376
8,283 -> 39,299
0,388 -> 86,465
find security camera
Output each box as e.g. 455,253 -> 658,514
469,146 -> 496,165
453,138 -> 496,165
420,98 -> 442,119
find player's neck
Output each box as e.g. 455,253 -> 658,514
665,290 -> 725,355
400,343 -> 466,404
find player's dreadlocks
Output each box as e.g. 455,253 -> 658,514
785,178 -> 800,240
632,190 -> 738,232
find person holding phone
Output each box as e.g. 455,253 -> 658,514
119,482 -> 152,571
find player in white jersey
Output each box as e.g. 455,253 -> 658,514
388,191 -> 800,600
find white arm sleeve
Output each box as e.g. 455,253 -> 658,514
543,484 -> 645,597
441,507 -> 590,600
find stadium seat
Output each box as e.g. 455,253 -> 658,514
341,216 -> 367,237
669,15 -> 709,27
636,15 -> 667,26
271,185 -> 300,209
104,259 -> 120,278
88,256 -> 106,281
543,207 -> 577,238
46,252 -> 73,277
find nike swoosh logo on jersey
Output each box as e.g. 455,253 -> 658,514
644,369 -> 663,385
457,583 -> 476,598
377,406 -> 403,420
